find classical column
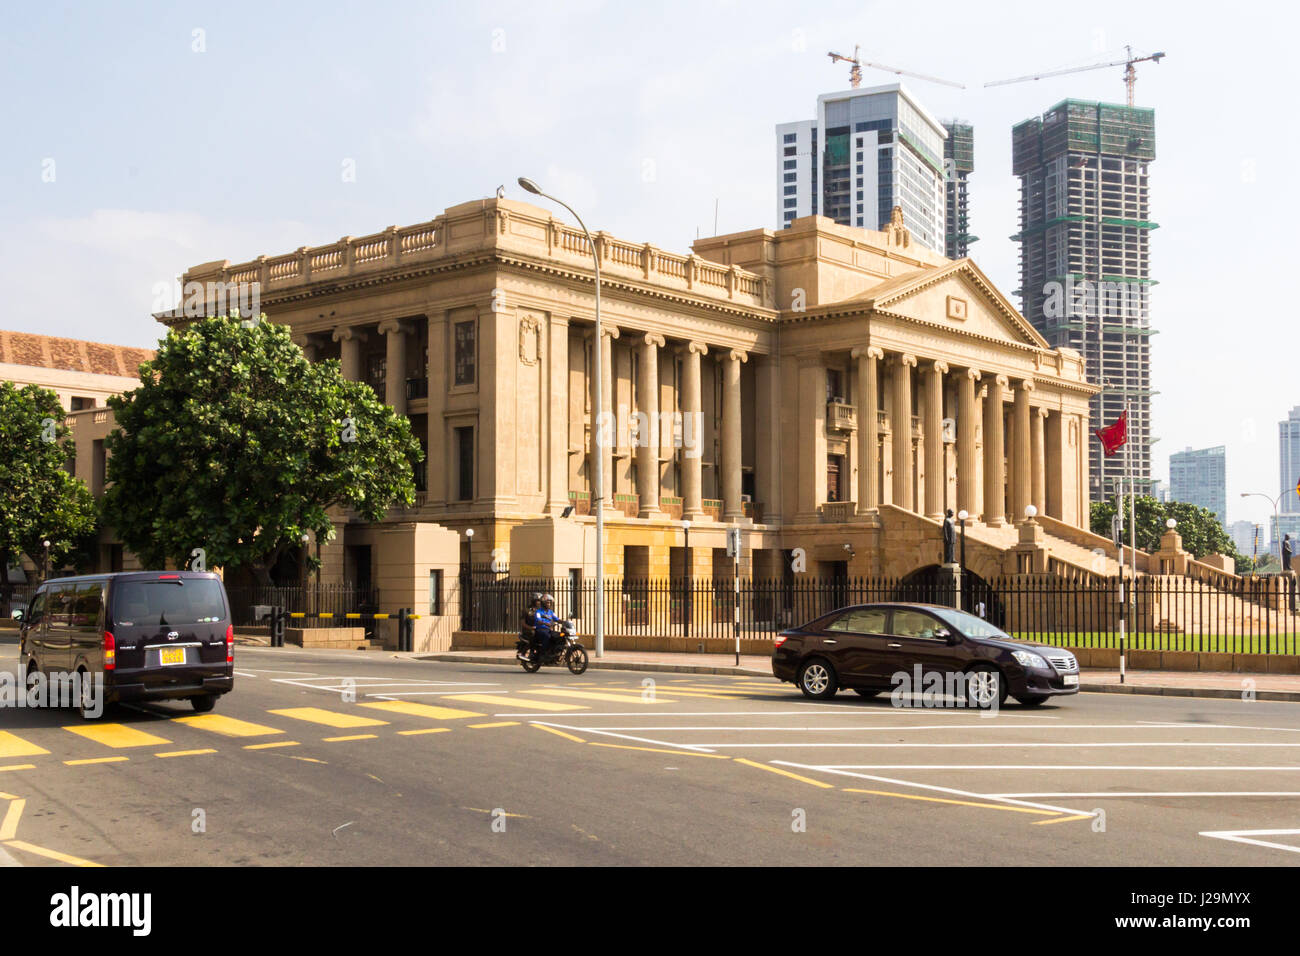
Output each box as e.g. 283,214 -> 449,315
377,319 -> 412,415
1032,406 -> 1048,515
853,346 -> 883,510
293,334 -> 321,363
680,341 -> 707,519
332,325 -> 367,382
546,317 -> 570,515
426,313 -> 446,506
722,349 -> 748,521
636,333 -> 665,516
1011,379 -> 1034,522
957,367 -> 980,518
591,327 -> 619,511
923,360 -> 948,519
889,353 -> 917,511
982,374 -> 1008,526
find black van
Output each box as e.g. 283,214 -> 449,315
18,571 -> 235,719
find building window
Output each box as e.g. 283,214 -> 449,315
784,146 -> 796,156
454,320 -> 476,386
826,368 -> 844,404
455,426 -> 474,501
783,185 -> 796,195
783,172 -> 796,183
783,160 -> 796,170
70,396 -> 95,411
784,198 -> 797,209
827,454 -> 844,502
429,569 -> 443,616
783,133 -> 796,143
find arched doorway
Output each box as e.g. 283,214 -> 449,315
895,564 -> 1006,628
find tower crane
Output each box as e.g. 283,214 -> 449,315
827,45 -> 965,89
985,46 -> 1165,106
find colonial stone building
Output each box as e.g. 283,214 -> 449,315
161,196 -> 1117,593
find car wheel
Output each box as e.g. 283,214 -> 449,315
797,658 -> 838,700
852,688 -> 881,698
190,695 -> 218,713
965,665 -> 1007,710
1015,695 -> 1048,707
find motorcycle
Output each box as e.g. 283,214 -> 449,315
517,618 -> 588,675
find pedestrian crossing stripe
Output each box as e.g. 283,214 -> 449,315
269,707 -> 389,729
62,723 -> 172,749
173,714 -> 283,738
524,688 -> 676,705
359,700 -> 483,720
441,694 -> 584,712
0,731 -> 49,759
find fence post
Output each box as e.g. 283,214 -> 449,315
271,605 -> 285,648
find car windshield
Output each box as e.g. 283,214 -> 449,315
929,607 -> 1013,641
112,579 -> 226,626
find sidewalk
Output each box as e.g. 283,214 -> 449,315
415,648 -> 1300,701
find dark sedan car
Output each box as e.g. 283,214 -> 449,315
772,602 -> 1079,708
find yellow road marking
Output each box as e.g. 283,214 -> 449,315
842,789 -> 1060,815
3,840 -> 103,867
532,724 -> 586,744
155,749 -> 217,759
244,741 -> 299,750
588,742 -> 729,758
0,765 -> 34,774
0,731 -> 49,759
634,688 -> 747,700
174,714 -> 283,738
360,700 -> 483,720
1033,813 -> 1097,826
292,756 -> 327,764
525,688 -> 676,705
62,723 -> 172,749
0,799 -> 24,840
269,707 -> 389,729
64,756 -> 128,766
468,721 -> 520,729
0,792 -> 13,800
442,694 -> 581,712
323,734 -> 377,742
734,758 -> 835,789
397,728 -> 452,736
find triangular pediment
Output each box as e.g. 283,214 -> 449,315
838,259 -> 1049,349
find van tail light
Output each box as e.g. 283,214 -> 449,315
103,631 -> 116,670
774,632 -> 791,649
225,624 -> 234,663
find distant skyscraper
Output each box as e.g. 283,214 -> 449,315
1279,406 -> 1300,514
942,121 -> 976,259
1169,445 -> 1226,525
776,83 -> 947,253
1012,99 -> 1156,502
1230,519 -> 1263,558
1150,479 -> 1170,503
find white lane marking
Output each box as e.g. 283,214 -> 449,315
271,677 -> 495,691
365,690 -> 506,699
1004,792 -> 1300,799
819,765 -> 1300,772
773,761 -> 1093,817
542,722 -> 1269,733
232,668 -> 320,676
1135,720 -> 1300,734
233,671 -> 258,678
656,741 -> 1300,749
487,709 -> 907,718
531,721 -> 718,753
1199,829 -> 1300,855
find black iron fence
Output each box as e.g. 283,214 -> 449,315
225,584 -> 379,628
457,569 -> 1300,655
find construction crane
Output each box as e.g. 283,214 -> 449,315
985,46 -> 1165,106
827,45 -> 965,89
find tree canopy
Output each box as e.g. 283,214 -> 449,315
0,383 -> 98,611
102,317 -> 423,583
1089,495 -> 1243,565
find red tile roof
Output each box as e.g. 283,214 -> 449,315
0,330 -> 153,377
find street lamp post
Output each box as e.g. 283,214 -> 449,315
41,539 -> 50,583
682,519 -> 692,638
518,176 -> 605,659
1241,492 -> 1284,566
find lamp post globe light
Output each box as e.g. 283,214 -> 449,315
518,176 -> 605,658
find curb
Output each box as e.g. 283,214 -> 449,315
415,652 -> 772,678
419,653 -> 1300,699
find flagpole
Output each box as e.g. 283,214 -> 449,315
1125,397 -> 1134,684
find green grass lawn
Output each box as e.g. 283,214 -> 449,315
1011,632 -> 1300,655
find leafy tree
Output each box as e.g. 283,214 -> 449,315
103,317 -> 423,584
0,383 -> 98,613
1089,495 -> 1245,566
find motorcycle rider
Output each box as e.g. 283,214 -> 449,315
531,593 -> 560,660
519,593 -> 543,661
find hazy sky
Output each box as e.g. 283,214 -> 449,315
2,0 -> 1294,525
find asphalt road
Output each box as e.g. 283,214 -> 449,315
1,642 -> 1298,866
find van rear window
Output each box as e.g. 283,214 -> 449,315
112,579 -> 227,626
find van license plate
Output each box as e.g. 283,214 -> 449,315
1063,674 -> 1079,687
159,647 -> 186,666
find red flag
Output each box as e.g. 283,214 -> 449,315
1094,410 -> 1127,458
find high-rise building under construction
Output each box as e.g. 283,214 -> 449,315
942,121 -> 976,259
1012,99 -> 1156,501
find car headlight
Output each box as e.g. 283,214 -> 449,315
1012,650 -> 1049,670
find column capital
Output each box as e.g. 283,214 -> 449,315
727,349 -> 749,364
1016,378 -> 1036,393
331,325 -> 367,343
993,373 -> 1009,388
851,345 -> 885,361
599,326 -> 620,341
1036,405 -> 1051,420
963,367 -> 982,381
377,318 -> 412,336
641,332 -> 666,348
685,340 -> 709,356
930,359 -> 950,375
891,352 -> 918,369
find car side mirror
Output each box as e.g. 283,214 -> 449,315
10,609 -> 22,622
936,627 -> 958,644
